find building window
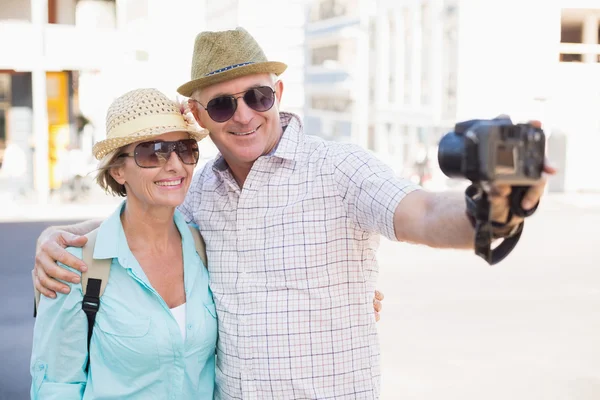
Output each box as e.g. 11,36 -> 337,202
310,95 -> 353,112
311,0 -> 347,22
0,0 -> 32,21
311,44 -> 340,66
559,9 -> 600,63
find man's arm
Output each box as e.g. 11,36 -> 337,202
393,168 -> 552,249
393,190 -> 473,249
36,219 -> 102,250
34,219 -> 102,298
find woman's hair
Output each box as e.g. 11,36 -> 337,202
95,148 -> 127,197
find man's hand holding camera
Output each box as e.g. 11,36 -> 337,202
488,158 -> 557,238
437,117 -> 557,264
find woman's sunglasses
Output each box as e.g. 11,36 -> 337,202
119,138 -> 199,168
192,86 -> 276,123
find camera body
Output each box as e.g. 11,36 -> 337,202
437,118 -> 546,185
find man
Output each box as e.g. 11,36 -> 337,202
35,27 -> 555,399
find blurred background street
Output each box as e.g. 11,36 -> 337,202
1,0 -> 600,398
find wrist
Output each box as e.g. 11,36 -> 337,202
490,219 -> 523,239
465,211 -> 523,239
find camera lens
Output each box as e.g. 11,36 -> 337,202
438,132 -> 466,178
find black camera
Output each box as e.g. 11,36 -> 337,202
437,118 -> 546,184
436,118 -> 546,266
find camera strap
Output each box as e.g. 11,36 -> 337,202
465,184 -> 526,265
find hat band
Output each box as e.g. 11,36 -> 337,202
109,114 -> 187,139
204,61 -> 255,77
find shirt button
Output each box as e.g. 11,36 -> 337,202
187,324 -> 193,330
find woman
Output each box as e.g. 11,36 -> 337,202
30,88 -> 216,399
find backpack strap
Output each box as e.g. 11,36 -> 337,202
80,228 -> 111,371
32,269 -> 40,317
188,225 -> 207,267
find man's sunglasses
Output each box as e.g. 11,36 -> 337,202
191,86 -> 276,123
119,138 -> 199,168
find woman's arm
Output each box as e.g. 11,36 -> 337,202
30,248 -> 89,400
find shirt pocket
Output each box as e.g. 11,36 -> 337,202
94,315 -> 160,377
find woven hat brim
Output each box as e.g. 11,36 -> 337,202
177,61 -> 287,97
92,125 -> 209,160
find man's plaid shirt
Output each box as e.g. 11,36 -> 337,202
179,112 -> 420,399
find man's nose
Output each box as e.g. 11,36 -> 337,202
231,96 -> 254,125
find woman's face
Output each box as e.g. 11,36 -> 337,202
110,131 -> 197,210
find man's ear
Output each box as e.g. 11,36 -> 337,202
274,79 -> 284,105
188,99 -> 206,129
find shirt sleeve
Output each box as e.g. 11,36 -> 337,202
331,144 -> 422,241
30,247 -> 88,400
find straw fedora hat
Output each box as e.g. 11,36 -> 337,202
92,88 -> 208,160
177,27 -> 287,97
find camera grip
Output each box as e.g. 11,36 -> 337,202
509,186 -> 539,218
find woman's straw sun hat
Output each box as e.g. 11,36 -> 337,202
177,27 -> 287,97
92,88 -> 208,160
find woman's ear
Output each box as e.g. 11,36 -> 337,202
109,163 -> 126,186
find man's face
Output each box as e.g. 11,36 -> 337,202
190,73 -> 284,170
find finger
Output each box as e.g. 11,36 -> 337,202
521,176 -> 548,210
36,263 -> 71,296
527,119 -> 542,129
36,246 -> 81,283
62,233 -> 88,249
488,184 -> 511,198
543,164 -> 557,174
34,270 -> 56,299
373,300 -> 382,313
43,241 -> 87,272
488,192 -> 511,223
42,253 -> 81,286
375,313 -> 380,322
58,234 -> 88,271
543,156 -> 557,175
374,290 -> 384,301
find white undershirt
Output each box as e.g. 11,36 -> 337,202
170,302 -> 187,340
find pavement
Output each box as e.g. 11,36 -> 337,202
0,179 -> 122,223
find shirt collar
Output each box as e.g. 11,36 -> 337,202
212,111 -> 305,174
93,200 -> 193,265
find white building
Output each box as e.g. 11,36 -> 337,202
305,0 -> 458,182
0,0 -> 207,201
450,0 -> 599,192
3,0 -> 597,199
307,0 -> 600,192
